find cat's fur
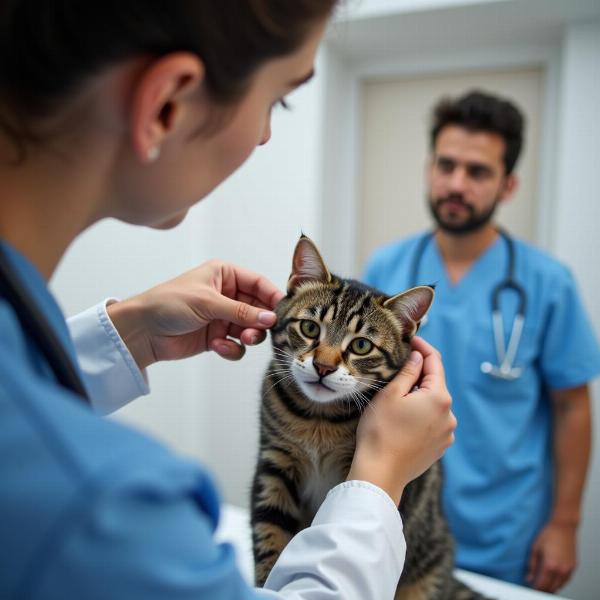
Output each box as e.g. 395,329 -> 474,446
251,235 -> 486,599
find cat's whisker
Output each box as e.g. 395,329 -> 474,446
270,360 -> 291,368
354,381 -> 390,394
354,389 -> 379,419
255,344 -> 294,360
344,393 -> 362,415
342,397 -> 354,416
271,347 -> 295,359
266,370 -> 294,383
264,373 -> 296,395
270,354 -> 293,365
347,391 -> 363,414
353,376 -> 386,387
267,366 -> 294,376
353,378 -> 387,392
354,375 -> 392,386
342,391 -> 360,414
266,373 -> 294,382
360,386 -> 385,396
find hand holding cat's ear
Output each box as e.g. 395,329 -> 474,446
349,337 -> 455,505
107,259 -> 284,367
205,296 -> 279,361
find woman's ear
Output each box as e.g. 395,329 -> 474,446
287,234 -> 331,294
129,52 -> 204,163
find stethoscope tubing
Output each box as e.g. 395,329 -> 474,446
409,228 -> 527,380
0,245 -> 90,404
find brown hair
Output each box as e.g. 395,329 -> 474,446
430,90 -> 525,175
0,0 -> 338,153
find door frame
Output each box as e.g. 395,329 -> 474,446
318,41 -> 561,277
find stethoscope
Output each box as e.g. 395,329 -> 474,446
0,245 -> 90,404
410,229 -> 527,381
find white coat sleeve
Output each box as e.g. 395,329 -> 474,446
67,299 -> 150,415
255,480 -> 406,599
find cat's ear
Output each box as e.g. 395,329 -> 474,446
383,285 -> 435,337
287,234 -> 332,294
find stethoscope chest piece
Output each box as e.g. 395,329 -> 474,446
480,360 -> 523,381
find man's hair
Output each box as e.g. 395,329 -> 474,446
430,90 -> 525,175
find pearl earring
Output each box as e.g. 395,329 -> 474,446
147,146 -> 160,162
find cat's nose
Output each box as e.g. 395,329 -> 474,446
313,361 -> 338,378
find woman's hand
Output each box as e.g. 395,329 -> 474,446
107,260 -> 285,369
347,337 -> 456,505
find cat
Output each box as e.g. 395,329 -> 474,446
251,234 -> 487,599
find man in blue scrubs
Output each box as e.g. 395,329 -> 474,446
363,91 -> 600,592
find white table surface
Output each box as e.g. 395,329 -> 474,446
216,504 -> 571,600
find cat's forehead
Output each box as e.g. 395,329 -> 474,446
288,280 -> 383,321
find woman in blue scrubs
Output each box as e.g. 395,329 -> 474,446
0,3 -> 456,599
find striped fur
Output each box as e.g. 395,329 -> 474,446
251,236 -> 488,599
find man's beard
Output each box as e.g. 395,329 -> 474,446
428,194 -> 499,235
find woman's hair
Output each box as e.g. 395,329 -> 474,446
0,0 -> 338,152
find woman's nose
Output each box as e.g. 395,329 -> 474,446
259,119 -> 271,146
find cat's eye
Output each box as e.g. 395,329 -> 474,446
300,320 -> 320,339
350,338 -> 373,355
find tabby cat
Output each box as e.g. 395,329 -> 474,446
251,235 -> 486,599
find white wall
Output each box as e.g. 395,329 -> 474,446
552,20 -> 600,600
336,0 -> 507,21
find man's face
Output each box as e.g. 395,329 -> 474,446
427,125 -> 516,234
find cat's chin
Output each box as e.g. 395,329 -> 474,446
296,380 -> 345,404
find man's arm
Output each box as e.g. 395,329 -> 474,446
527,384 -> 592,592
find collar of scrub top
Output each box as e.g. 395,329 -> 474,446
410,227 -> 527,380
0,244 -> 90,405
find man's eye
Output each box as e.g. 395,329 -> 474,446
468,166 -> 491,180
436,159 -> 454,173
300,320 -> 320,339
350,338 -> 373,356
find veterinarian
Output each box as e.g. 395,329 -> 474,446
0,3 -> 456,599
362,90 -> 600,592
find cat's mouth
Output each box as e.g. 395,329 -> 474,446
306,379 -> 336,393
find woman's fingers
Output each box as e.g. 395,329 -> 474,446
209,337 -> 246,361
238,328 -> 267,346
386,351 -> 424,396
220,263 -> 285,310
411,336 -> 446,390
205,295 -> 277,329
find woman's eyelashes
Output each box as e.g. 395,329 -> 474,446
274,97 -> 292,111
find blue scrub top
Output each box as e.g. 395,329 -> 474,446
0,242 -> 256,599
363,232 -> 600,585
